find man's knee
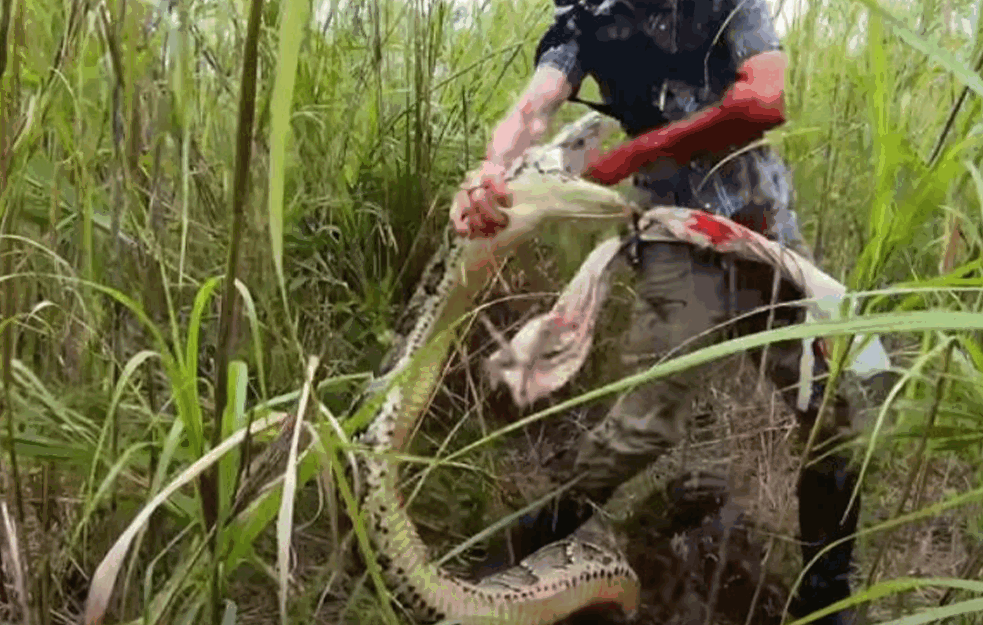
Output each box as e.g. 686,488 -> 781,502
567,384 -> 693,502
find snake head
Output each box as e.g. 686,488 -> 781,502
484,314 -> 569,408
549,111 -> 620,177
484,238 -> 624,408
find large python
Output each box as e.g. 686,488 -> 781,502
355,112 -> 740,624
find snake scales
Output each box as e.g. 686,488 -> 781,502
355,112 -> 739,625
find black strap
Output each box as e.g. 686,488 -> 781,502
569,95 -> 616,118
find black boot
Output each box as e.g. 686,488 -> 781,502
793,453 -> 860,625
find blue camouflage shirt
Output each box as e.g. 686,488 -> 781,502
535,0 -> 810,257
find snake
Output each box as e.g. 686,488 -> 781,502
354,111 -> 738,625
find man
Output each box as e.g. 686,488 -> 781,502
453,2 -> 861,623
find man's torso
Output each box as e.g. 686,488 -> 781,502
535,0 -> 811,256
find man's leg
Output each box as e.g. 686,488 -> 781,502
795,367 -> 900,620
792,358 -> 863,625
575,247 -> 869,625
694,144 -> 865,623
566,241 -> 732,504
486,241 -> 734,571
738,281 -> 863,625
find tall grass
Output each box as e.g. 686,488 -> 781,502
0,0 -> 981,623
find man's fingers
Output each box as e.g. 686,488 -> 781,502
452,188 -> 468,219
451,189 -> 471,235
472,188 -> 508,226
467,206 -> 504,240
449,173 -> 512,240
475,217 -> 502,239
479,202 -> 508,227
494,191 -> 512,209
485,177 -> 512,208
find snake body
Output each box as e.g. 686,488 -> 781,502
355,112 -> 731,624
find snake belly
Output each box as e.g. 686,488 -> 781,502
355,112 -> 648,625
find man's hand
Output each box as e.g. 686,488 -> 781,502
451,66 -> 573,239
451,161 -> 512,239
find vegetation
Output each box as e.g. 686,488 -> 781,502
0,0 -> 982,623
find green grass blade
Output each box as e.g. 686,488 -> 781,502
852,0 -> 983,99
268,0 -> 310,318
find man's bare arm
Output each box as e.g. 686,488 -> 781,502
486,65 -> 575,168
452,65 -> 574,238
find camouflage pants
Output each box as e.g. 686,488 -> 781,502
566,240 -> 861,503
546,148 -> 885,622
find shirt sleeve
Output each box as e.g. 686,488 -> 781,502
723,0 -> 783,67
534,2 -> 587,92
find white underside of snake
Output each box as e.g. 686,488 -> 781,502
355,112 -> 891,624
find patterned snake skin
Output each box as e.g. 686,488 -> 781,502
353,112 -> 762,625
